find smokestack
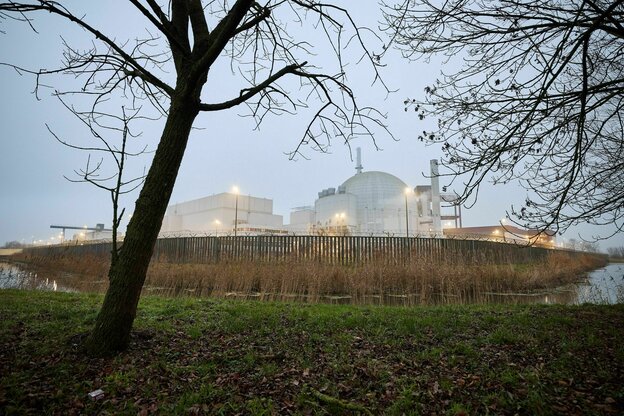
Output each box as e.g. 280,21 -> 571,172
355,147 -> 363,174
430,159 -> 441,233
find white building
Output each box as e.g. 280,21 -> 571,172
160,192 -> 284,236
158,150 -> 460,237
72,230 -> 114,242
287,149 -> 460,236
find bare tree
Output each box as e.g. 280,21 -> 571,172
2,241 -> 25,249
607,246 -> 624,258
383,0 -> 624,238
0,0 -> 389,356
49,100 -> 148,267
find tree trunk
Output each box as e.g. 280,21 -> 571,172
84,95 -> 199,357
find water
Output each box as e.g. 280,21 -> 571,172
1,261 -> 622,305
0,262 -> 63,292
575,263 -> 624,304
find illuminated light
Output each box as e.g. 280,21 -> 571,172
232,187 -> 240,237
404,187 -> 412,195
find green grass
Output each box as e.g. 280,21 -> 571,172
0,289 -> 623,415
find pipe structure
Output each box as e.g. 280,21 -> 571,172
355,147 -> 363,174
430,160 -> 442,233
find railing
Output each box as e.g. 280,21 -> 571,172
21,235 -> 583,265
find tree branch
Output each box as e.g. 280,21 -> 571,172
0,1 -> 175,96
198,62 -> 305,111
189,0 -> 254,84
126,0 -> 190,55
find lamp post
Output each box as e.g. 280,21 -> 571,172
404,187 -> 412,238
232,186 -> 239,237
500,217 -> 507,242
214,219 -> 221,236
335,212 -> 346,235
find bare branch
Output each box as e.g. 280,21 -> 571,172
198,62 -> 305,111
127,0 -> 190,55
384,0 -> 624,237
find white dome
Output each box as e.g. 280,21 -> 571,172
341,171 -> 411,234
342,171 -> 407,204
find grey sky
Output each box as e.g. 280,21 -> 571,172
0,1 -> 621,250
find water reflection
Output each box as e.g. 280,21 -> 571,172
0,263 -> 62,292
1,261 -> 622,305
575,264 -> 624,304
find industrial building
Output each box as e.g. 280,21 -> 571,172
158,149 -> 460,237
287,149 -> 461,236
56,224 -> 113,242
443,225 -> 556,247
49,154 -> 556,242
160,192 -> 284,236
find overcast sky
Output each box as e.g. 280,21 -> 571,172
1,1 -> 622,250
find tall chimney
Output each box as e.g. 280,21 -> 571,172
355,147 -> 363,174
430,159 -> 441,233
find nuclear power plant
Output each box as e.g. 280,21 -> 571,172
287,150 -> 461,236
159,149 -> 461,237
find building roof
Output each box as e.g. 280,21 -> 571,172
341,171 -> 407,195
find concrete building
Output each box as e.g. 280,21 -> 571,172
74,230 -> 114,241
288,149 -> 461,236
160,192 -> 284,236
158,149 -> 462,237
443,225 -> 556,247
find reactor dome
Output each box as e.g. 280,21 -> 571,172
341,171 -> 410,234
342,171 -> 407,205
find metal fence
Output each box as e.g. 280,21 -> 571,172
22,235 -> 577,265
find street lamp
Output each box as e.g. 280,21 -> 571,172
335,212 -> 346,235
214,219 -> 221,236
499,218 -> 508,242
232,186 -> 240,237
404,187 -> 412,238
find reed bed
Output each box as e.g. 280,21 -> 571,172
8,248 -> 607,305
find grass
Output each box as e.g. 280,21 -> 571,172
8,250 -> 607,304
1,290 -> 622,415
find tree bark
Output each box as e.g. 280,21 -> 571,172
84,94 -> 199,356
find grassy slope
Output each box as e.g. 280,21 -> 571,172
0,290 -> 622,415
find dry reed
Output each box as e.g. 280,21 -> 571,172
10,249 -> 607,305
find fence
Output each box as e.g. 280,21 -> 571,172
23,235 -> 575,265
